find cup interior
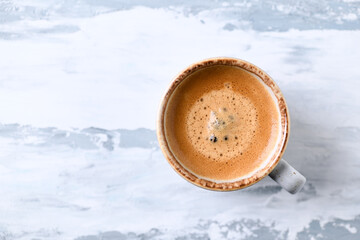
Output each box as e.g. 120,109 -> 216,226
157,57 -> 289,191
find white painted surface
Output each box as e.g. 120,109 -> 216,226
0,1 -> 359,239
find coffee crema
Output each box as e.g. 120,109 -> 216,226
164,64 -> 282,181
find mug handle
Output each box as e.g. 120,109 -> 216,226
269,159 -> 306,194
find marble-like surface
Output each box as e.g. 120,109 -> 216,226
0,0 -> 360,239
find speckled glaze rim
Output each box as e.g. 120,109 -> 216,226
157,57 -> 290,191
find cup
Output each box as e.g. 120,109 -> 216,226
157,57 -> 306,194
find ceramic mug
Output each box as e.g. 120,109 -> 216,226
157,57 -> 306,194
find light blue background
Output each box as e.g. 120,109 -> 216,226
0,1 -> 360,239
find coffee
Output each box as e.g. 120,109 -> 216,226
164,64 -> 282,181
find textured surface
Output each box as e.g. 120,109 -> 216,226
0,0 -> 360,239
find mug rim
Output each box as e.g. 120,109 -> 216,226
157,57 -> 290,191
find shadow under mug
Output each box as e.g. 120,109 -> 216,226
157,57 -> 306,194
